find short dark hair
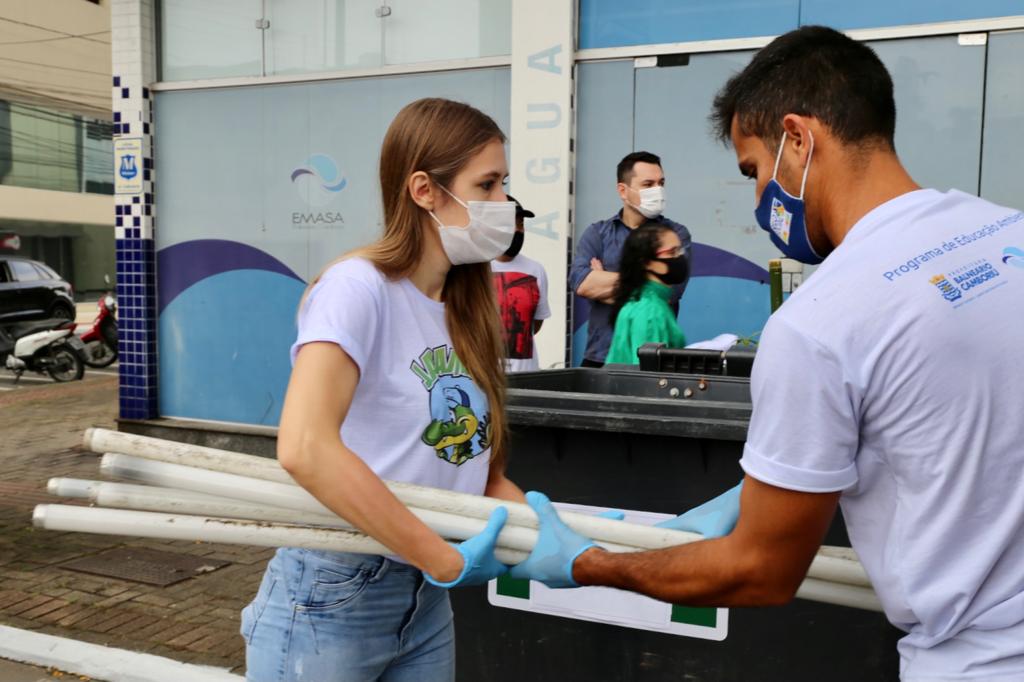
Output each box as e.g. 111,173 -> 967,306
617,151 -> 661,184
711,26 -> 896,151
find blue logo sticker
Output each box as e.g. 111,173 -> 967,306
119,155 -> 138,180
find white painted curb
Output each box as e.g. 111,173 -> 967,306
0,625 -> 243,682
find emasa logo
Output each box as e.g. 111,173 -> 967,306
1001,246 -> 1024,270
291,154 -> 347,206
929,274 -> 962,303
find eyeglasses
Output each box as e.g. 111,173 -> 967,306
655,246 -> 684,258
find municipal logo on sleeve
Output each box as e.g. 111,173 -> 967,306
769,198 -> 791,244
929,258 -> 1006,308
929,274 -> 962,302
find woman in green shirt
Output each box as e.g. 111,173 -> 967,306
605,222 -> 689,365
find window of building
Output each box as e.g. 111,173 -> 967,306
0,101 -> 112,195
159,0 -> 511,81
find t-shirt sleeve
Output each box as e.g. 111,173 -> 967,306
740,315 -> 860,493
290,269 -> 380,372
535,265 -> 552,320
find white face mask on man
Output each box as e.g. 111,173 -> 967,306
627,185 -> 666,219
429,185 -> 516,265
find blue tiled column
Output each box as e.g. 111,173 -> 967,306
111,0 -> 158,420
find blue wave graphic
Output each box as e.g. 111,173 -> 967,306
291,153 -> 347,193
1001,246 -> 1024,268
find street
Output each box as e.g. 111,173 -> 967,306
0,363 -> 119,393
0,376 -> 265,678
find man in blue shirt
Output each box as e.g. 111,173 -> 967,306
569,151 -> 692,367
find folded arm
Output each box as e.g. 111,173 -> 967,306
570,227 -> 618,304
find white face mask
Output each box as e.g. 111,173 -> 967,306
430,185 -> 516,265
628,185 -> 666,219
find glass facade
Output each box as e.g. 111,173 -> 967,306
152,67 -> 510,424
160,0 -> 263,81
159,0 -> 511,81
0,100 -> 113,195
579,0 -> 1024,49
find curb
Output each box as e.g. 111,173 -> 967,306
0,625 -> 243,682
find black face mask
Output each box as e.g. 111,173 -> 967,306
503,230 -> 525,259
649,255 -> 689,285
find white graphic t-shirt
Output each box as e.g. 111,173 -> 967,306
291,258 -> 491,496
490,254 -> 551,372
740,189 -> 1024,681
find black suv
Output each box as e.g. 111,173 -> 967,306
0,256 -> 75,323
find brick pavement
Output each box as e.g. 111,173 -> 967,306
0,377 -> 274,675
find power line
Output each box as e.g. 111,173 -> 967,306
0,76 -> 111,100
0,16 -> 111,45
0,55 -> 108,77
2,99 -> 112,126
2,120 -> 113,148
0,83 -> 111,112
0,155 -> 110,173
0,139 -> 113,168
2,128 -> 114,160
0,30 -> 110,47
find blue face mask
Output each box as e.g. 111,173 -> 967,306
754,131 -> 823,265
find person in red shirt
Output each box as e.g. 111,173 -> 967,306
491,195 -> 551,372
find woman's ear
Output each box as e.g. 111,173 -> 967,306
408,171 -> 436,211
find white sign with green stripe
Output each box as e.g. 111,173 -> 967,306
488,503 -> 728,641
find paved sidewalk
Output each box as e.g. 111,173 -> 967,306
0,377 -> 271,676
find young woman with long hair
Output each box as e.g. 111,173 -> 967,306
605,222 -> 689,365
240,98 -> 526,682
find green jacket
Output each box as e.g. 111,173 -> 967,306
605,280 -> 687,365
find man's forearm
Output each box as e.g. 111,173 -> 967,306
572,538 -> 798,607
576,270 -> 619,301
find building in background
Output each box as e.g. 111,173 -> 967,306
0,0 -> 114,298
110,0 -> 1024,424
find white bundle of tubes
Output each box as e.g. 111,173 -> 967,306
32,428 -> 882,613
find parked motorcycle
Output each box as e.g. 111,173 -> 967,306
0,318 -> 85,382
79,291 -> 118,368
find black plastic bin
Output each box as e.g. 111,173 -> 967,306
635,342 -> 757,377
450,367 -> 900,681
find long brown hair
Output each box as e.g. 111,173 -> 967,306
303,98 -> 509,471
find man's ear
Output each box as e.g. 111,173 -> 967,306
616,182 -> 629,202
408,171 -> 436,211
781,114 -> 813,166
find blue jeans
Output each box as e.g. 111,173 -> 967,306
241,548 -> 455,682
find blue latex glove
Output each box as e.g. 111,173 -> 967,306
425,506 -> 509,588
597,509 -> 625,521
656,482 -> 743,539
509,491 -> 598,588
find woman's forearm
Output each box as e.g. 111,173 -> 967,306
283,434 -> 463,582
484,471 -> 526,503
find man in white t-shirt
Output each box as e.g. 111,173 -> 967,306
491,195 -> 551,372
509,26 -> 1024,681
